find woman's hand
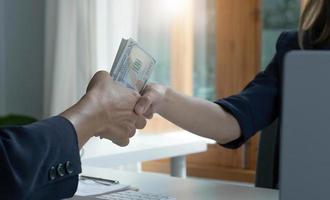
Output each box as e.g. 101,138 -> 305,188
134,83 -> 168,119
135,83 -> 241,144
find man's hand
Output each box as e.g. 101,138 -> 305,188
86,71 -> 147,146
61,71 -> 146,148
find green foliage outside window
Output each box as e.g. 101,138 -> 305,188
0,114 -> 37,127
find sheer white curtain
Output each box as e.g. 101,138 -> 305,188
44,0 -> 97,116
96,0 -> 139,69
44,0 -> 139,117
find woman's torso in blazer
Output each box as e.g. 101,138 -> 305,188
215,30 -> 330,188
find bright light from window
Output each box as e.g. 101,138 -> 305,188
161,0 -> 186,17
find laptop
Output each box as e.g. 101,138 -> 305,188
280,51 -> 330,199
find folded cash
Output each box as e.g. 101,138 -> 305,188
110,38 -> 156,93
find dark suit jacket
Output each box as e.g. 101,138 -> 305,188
0,116 -> 81,199
215,30 -> 330,188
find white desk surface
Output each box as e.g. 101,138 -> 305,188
81,166 -> 279,200
81,131 -> 215,167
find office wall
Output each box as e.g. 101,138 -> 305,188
0,0 -> 6,115
2,0 -> 45,118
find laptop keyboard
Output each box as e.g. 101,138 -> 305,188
96,190 -> 176,200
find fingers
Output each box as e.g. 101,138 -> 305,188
127,124 -> 136,138
99,125 -> 136,147
135,84 -> 158,115
143,109 -> 154,119
136,116 -> 147,129
98,116 -> 146,147
135,83 -> 166,118
113,138 -> 130,147
135,96 -> 152,115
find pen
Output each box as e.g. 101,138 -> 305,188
80,175 -> 120,185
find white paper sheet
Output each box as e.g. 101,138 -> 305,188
75,179 -> 130,197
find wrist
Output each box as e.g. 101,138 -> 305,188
157,86 -> 171,115
83,91 -> 108,131
60,94 -> 105,148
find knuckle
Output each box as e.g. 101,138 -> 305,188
95,70 -> 108,78
124,125 -> 134,136
131,113 -> 139,121
144,95 -> 151,104
140,118 -> 147,128
129,129 -> 136,138
146,114 -> 153,119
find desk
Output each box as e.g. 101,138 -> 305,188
81,166 -> 279,200
81,131 -> 215,178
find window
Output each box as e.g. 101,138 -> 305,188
193,0 -> 216,100
137,0 -> 216,100
137,0 -> 171,86
136,0 -> 216,133
262,0 -> 300,69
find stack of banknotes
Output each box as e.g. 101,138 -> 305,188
110,38 -> 156,93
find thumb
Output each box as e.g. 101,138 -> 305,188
135,96 -> 152,115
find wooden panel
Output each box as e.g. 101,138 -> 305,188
216,0 -> 261,97
170,0 -> 194,95
187,163 -> 256,183
215,0 -> 261,172
142,157 -> 255,183
142,159 -> 171,174
246,134 -> 260,170
187,144 -> 244,169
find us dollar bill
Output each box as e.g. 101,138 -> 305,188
110,38 -> 156,93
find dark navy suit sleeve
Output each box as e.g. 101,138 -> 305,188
215,31 -> 297,149
0,116 -> 82,200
